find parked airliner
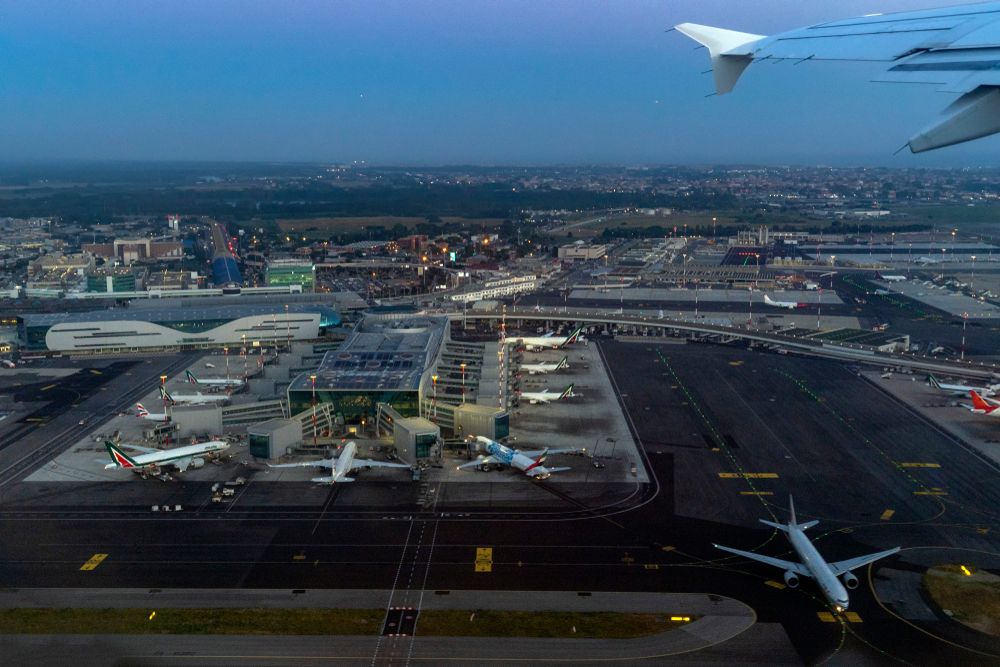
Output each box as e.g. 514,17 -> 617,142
763,294 -> 805,310
104,439 -> 229,474
519,384 -> 574,405
458,435 -> 582,479
267,441 -> 411,484
510,326 -> 584,351
520,356 -> 569,375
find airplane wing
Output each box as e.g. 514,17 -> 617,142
677,3 -> 1000,152
521,448 -> 582,458
174,457 -> 192,472
351,458 -> 411,470
268,460 -> 335,469
458,456 -> 499,470
713,543 -> 811,578
828,547 -> 901,576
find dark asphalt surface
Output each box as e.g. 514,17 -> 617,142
1,344 -> 999,664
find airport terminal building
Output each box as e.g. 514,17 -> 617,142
287,313 -> 447,424
20,303 -> 341,352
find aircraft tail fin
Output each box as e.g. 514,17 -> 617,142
927,375 -> 941,389
971,390 -> 998,412
674,23 -> 763,94
564,326 -> 584,345
560,384 -> 575,400
557,356 -> 569,370
105,440 -> 138,469
136,403 -> 148,417
186,370 -> 198,384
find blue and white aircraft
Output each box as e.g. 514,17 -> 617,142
457,435 -> 583,480
714,496 -> 900,613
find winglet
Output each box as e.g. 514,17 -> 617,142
675,23 -> 764,94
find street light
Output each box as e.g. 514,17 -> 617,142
310,374 -> 318,446
460,363 -> 466,404
971,255 -> 977,293
431,375 -> 438,419
223,346 -> 229,380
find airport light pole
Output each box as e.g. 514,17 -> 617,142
241,334 -> 247,380
961,312 -> 968,361
971,255 -> 977,293
890,232 -> 895,262
310,374 -> 317,447
712,217 -> 716,243
460,363 -> 466,404
223,346 -> 229,380
431,375 -> 438,420
160,374 -> 170,432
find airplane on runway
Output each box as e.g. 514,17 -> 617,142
676,2 -> 1000,153
928,375 -> 999,398
519,383 -> 575,405
160,386 -> 229,406
103,439 -> 229,474
520,356 -> 569,376
763,294 -> 805,310
714,496 -> 900,613
186,370 -> 244,389
457,435 -> 582,480
968,391 -> 1000,417
266,440 -> 411,484
509,326 -> 584,352
136,403 -> 169,422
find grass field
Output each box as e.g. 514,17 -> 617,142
277,216 -> 506,233
0,608 -> 693,638
923,564 -> 1000,636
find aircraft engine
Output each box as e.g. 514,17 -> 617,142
190,458 -> 206,469
783,570 -> 799,588
842,572 -> 859,590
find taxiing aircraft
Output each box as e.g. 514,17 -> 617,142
510,326 -> 584,352
521,356 -> 569,376
928,375 -> 999,398
103,439 -> 229,473
519,383 -> 575,405
763,294 -> 805,310
267,441 -> 410,484
160,386 -> 228,406
186,370 -> 244,389
457,435 -> 582,480
969,391 -> 1000,417
136,403 -> 169,422
677,2 -> 1000,153
714,496 -> 900,613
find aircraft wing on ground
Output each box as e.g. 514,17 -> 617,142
458,456 -> 499,469
350,458 -> 411,470
677,2 -> 1000,152
828,547 -> 902,576
520,448 -> 582,458
268,460 -> 335,469
713,543 -> 811,578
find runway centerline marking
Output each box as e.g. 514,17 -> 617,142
880,509 -> 895,521
79,553 -> 107,571
899,462 -> 941,468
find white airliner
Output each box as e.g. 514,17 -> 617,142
103,439 -> 229,473
677,2 -> 1000,153
136,403 -> 169,422
928,375 -> 999,398
714,496 -> 900,613
457,435 -> 582,480
267,441 -> 411,484
161,386 -> 228,406
520,356 -> 569,375
510,326 -> 584,352
186,370 -> 244,389
519,384 -> 575,405
969,391 -> 1000,417
763,294 -> 805,310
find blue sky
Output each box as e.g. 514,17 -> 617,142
0,0 -> 995,165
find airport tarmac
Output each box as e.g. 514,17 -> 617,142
2,343 -> 1000,664
875,278 -> 1000,319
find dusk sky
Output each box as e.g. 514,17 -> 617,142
1,0 -> 995,166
